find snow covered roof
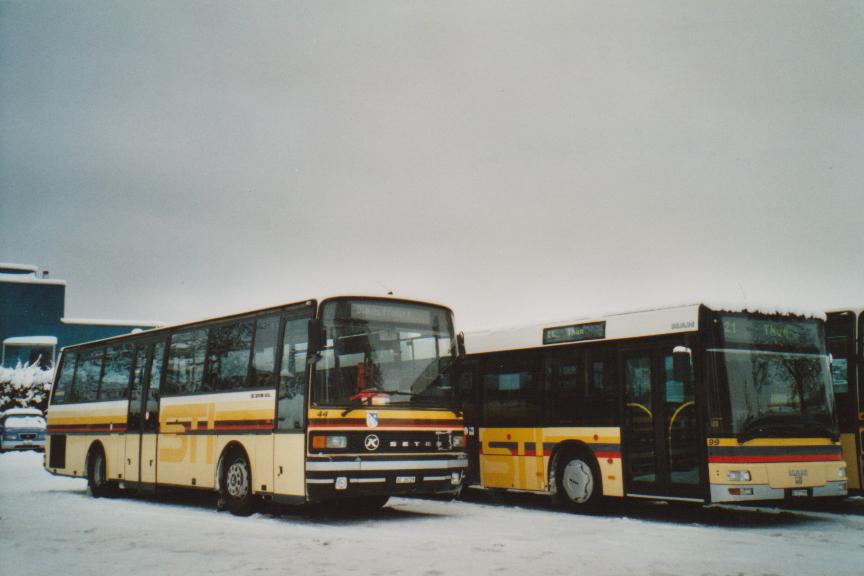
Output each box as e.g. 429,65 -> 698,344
827,307 -> 864,316
3,336 -> 58,346
58,294 -> 451,350
0,407 -> 43,417
466,302 -> 829,355
61,318 -> 164,327
0,263 -> 38,273
700,301 -> 826,321
0,273 -> 66,286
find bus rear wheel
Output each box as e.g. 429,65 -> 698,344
220,448 -> 256,516
553,450 -> 602,512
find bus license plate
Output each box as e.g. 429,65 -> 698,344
791,489 -> 808,497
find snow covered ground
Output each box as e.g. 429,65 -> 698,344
2,451 -> 863,576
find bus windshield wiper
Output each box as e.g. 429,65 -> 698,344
340,389 -> 421,415
341,394 -> 372,416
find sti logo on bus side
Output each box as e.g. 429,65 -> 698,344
671,321 -> 695,330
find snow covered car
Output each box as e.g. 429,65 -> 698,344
0,408 -> 46,452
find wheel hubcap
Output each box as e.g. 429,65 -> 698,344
226,460 -> 249,499
562,459 -> 593,503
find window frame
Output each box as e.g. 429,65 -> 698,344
65,346 -> 106,404
202,318 -> 255,393
98,343 -> 134,402
275,305 -> 315,432
50,350 -> 79,406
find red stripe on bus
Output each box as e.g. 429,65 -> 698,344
709,453 -> 844,463
213,423 -> 273,430
593,451 -> 621,459
47,426 -> 126,433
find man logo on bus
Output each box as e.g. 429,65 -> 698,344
365,434 -> 380,451
367,412 -> 379,429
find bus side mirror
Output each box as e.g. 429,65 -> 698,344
457,332 -> 466,359
673,346 -> 693,382
308,319 -> 326,354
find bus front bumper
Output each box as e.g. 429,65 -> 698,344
305,455 -> 468,500
710,480 -> 848,503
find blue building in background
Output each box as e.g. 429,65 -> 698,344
0,263 -> 162,368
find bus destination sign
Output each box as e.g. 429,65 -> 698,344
720,316 -> 822,348
543,321 -> 606,345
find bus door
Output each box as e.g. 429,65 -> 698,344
621,344 -> 701,500
124,340 -> 164,489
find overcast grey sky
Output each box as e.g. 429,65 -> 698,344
1,1 -> 862,331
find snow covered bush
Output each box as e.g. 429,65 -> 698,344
0,361 -> 54,413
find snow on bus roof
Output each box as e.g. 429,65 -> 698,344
57,294 -> 451,350
465,302 -> 826,355
700,301 -> 826,320
3,336 -> 58,346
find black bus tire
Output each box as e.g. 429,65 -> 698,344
87,445 -> 113,498
221,448 -> 255,516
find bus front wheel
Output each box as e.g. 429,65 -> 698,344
87,445 -> 113,498
553,450 -> 602,512
220,448 -> 255,516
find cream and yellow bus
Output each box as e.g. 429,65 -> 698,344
45,296 -> 467,515
457,304 -> 846,510
826,309 -> 863,492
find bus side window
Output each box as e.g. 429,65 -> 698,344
589,349 -> 619,425
52,352 -> 78,405
69,348 -> 104,403
165,328 -> 208,395
544,349 -> 585,426
483,352 -> 542,427
146,341 -> 166,429
827,313 -> 855,431
128,345 -> 148,432
250,315 -> 279,389
100,344 -> 133,401
859,312 -> 864,414
203,320 -> 254,392
277,316 -> 310,431
457,361 -> 480,425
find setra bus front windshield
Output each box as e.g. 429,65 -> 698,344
312,299 -> 457,408
706,313 -> 837,440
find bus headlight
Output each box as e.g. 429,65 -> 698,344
838,467 -> 847,478
311,435 -> 348,450
452,434 -> 466,449
726,470 -> 751,482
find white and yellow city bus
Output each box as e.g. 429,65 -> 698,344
45,296 -> 467,515
826,309 -> 863,492
457,304 -> 847,510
